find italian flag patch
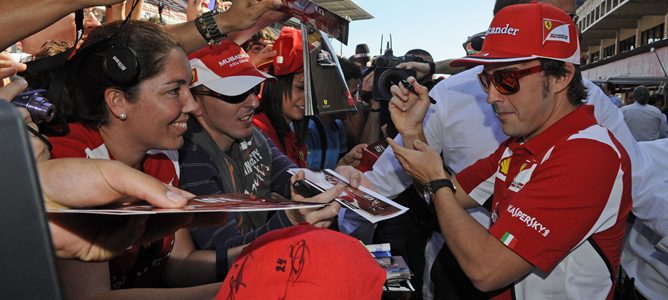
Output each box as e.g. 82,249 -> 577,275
500,232 -> 518,249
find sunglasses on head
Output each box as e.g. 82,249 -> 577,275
191,85 -> 261,104
478,65 -> 544,95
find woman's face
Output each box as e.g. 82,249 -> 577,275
281,73 -> 305,123
122,48 -> 197,151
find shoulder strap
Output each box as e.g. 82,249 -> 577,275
312,117 -> 327,169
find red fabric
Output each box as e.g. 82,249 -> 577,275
216,224 -> 386,300
451,3 -> 580,67
252,113 -> 307,167
272,27 -> 304,76
458,106 -> 632,299
49,123 -> 178,289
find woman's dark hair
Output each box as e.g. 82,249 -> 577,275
539,59 -> 588,105
256,68 -> 307,148
64,20 -> 182,128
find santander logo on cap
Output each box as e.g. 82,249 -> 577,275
486,24 -> 520,36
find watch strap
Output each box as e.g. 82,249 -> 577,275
196,9 -> 227,45
427,178 -> 456,195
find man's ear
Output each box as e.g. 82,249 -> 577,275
104,87 -> 127,120
550,63 -> 576,95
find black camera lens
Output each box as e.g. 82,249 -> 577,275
372,68 -> 417,101
11,89 -> 55,123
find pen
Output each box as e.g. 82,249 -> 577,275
400,79 -> 437,104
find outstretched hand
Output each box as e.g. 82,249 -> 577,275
397,61 -> 430,80
222,0 -> 284,33
40,158 -> 196,261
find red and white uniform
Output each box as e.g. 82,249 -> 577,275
458,106 -> 632,300
50,123 -> 180,289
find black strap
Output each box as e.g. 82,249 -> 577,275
312,117 -> 327,169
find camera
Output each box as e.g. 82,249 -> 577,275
11,89 -> 55,123
372,49 -> 420,101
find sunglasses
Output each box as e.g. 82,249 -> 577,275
478,65 -> 544,95
191,85 -> 261,104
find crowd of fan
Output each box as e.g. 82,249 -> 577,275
2,0 -> 668,299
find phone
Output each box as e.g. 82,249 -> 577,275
292,180 -> 322,198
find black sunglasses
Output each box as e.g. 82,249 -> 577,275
191,85 -> 261,104
478,65 -> 544,95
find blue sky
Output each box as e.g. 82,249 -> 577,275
335,0 -> 496,62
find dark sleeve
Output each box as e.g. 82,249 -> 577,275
179,143 -> 224,196
265,132 -> 297,198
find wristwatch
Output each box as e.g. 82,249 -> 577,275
423,179 -> 456,202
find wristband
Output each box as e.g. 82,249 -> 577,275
195,9 -> 227,45
428,61 -> 436,76
369,107 -> 381,112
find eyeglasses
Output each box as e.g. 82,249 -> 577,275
191,85 -> 261,104
478,65 -> 544,95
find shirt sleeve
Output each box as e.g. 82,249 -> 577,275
488,139 -> 625,272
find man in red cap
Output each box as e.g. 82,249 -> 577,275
180,40 -> 344,281
385,3 -> 631,299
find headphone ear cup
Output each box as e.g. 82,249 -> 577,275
103,45 -> 139,87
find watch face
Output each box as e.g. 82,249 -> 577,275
423,188 -> 431,202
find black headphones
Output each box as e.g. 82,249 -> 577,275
101,31 -> 140,87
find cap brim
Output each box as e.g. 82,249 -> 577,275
191,59 -> 274,96
450,50 -> 536,68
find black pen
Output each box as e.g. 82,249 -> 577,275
400,79 -> 437,104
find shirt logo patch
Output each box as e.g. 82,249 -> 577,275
499,157 -> 511,176
508,162 -> 537,192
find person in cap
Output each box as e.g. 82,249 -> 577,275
384,3 -> 631,298
252,27 -> 309,167
181,40 -> 345,280
216,224 -> 386,299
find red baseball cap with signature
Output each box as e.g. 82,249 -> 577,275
216,224 -> 385,300
451,2 -> 580,67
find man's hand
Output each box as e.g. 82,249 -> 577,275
39,159 -> 197,261
386,138 -> 448,185
186,0 -> 207,21
388,76 -> 430,137
397,61 -> 430,80
286,171 -> 343,228
337,143 -> 366,167
39,159 -> 192,209
220,0 -> 284,33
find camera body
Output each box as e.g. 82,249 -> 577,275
11,89 -> 54,124
372,50 -> 420,101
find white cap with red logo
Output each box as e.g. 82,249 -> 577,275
189,40 -> 274,96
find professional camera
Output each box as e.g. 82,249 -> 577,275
372,49 -> 419,101
11,89 -> 55,123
